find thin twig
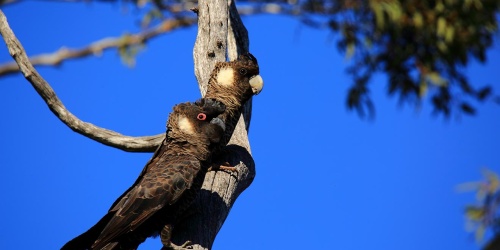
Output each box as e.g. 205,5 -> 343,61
0,17 -> 196,76
0,10 -> 164,152
0,3 -> 305,77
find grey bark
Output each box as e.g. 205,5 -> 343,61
170,0 -> 256,249
0,17 -> 196,77
0,10 -> 165,152
0,0 -> 255,248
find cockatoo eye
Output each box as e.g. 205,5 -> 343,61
239,68 -> 247,75
197,113 -> 207,121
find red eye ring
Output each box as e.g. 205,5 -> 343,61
197,113 -> 207,121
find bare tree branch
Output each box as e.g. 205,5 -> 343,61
170,1 -> 256,249
2,1 -> 257,246
0,10 -> 165,152
0,0 -> 125,7
0,3 -> 302,78
0,17 -> 196,77
0,0 -> 21,6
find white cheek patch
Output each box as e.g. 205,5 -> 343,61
177,116 -> 195,134
216,68 -> 235,87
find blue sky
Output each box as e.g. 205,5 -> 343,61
1,2 -> 499,250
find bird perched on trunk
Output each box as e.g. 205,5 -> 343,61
62,53 -> 263,250
204,52 -> 263,146
61,99 -> 226,250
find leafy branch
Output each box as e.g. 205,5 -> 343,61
0,16 -> 196,77
460,169 -> 500,249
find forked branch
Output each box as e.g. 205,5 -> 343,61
0,3 -> 298,77
1,1 -> 257,247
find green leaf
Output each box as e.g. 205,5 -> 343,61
473,0 -> 483,10
141,9 -> 162,28
437,40 -> 448,52
475,224 -> 486,242
370,1 -> 385,29
464,0 -> 473,10
419,79 -> 428,97
437,17 -> 447,37
445,26 -> 455,43
413,12 -> 423,28
385,1 -> 402,23
346,43 -> 355,59
435,1 -> 445,12
482,168 -> 500,193
465,206 -> 484,221
427,72 -> 447,86
117,34 -> 145,68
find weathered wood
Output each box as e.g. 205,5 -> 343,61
1,2 -> 256,248
0,17 -> 196,77
170,0 -> 256,249
193,0 -> 228,96
0,10 -> 164,152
